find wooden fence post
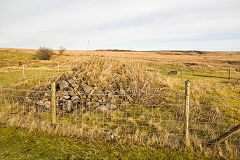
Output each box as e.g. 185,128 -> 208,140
184,80 -> 190,147
51,82 -> 57,125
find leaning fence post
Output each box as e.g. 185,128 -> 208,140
184,80 -> 190,147
206,124 -> 240,147
51,82 -> 57,125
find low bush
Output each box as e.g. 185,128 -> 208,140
36,47 -> 54,60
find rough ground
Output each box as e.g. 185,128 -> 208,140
0,123 -> 216,160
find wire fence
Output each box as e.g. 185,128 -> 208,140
1,60 -> 240,90
0,82 -> 239,155
0,57 -> 240,158
0,62 -> 81,88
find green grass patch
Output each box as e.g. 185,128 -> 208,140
0,50 -> 36,67
0,123 -> 216,160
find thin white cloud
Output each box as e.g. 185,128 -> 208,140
0,0 -> 239,50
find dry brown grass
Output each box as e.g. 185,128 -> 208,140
0,110 -> 239,160
1,47 -> 240,70
0,47 -> 240,159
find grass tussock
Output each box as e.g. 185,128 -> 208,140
0,112 -> 234,160
0,123 -> 217,160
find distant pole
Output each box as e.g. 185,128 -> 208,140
87,40 -> 90,50
229,66 -> 231,81
184,80 -> 190,147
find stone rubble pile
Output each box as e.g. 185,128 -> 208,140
26,59 -> 165,113
27,75 -> 131,113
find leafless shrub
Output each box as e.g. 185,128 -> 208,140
58,46 -> 66,55
36,47 -> 54,60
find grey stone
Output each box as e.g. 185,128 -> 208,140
37,100 -> 44,106
68,79 -> 75,84
56,91 -> 69,98
120,89 -> 131,100
108,92 -> 114,99
71,95 -> 79,101
44,101 -> 51,109
87,102 -> 100,110
83,84 -> 94,94
96,105 -> 108,111
63,96 -> 71,100
43,98 -> 48,102
44,92 -> 51,97
26,97 -> 32,103
106,103 -> 117,110
59,80 -> 69,90
68,79 -> 78,89
65,100 -> 72,112
72,76 -> 77,81
69,91 -> 77,96
167,71 -> 178,75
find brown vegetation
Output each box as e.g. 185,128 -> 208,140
0,47 -> 240,159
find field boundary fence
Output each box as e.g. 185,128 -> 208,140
0,80 -> 239,154
0,62 -> 70,88
1,60 -> 240,90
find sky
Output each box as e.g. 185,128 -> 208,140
0,0 -> 240,51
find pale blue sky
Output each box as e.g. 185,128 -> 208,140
0,0 -> 240,51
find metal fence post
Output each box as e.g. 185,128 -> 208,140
51,82 -> 57,125
184,80 -> 190,147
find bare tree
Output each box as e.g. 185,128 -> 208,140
58,46 -> 66,55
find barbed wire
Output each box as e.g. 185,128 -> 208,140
190,94 -> 240,98
1,87 -> 51,93
0,84 -> 239,157
190,104 -> 240,107
191,86 -> 240,89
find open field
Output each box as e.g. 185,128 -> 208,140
0,48 -> 240,159
1,48 -> 240,69
1,48 -> 240,89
